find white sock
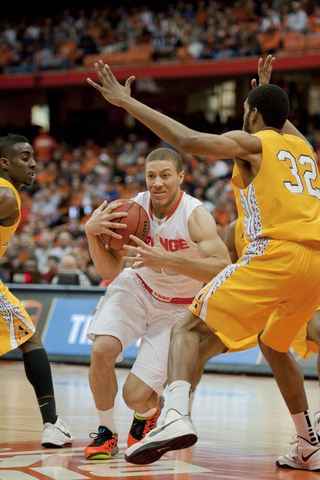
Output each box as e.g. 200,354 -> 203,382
291,410 -> 318,445
167,380 -> 191,416
135,407 -> 156,419
97,407 -> 117,433
318,388 -> 320,412
189,391 -> 195,414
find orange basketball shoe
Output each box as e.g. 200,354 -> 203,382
84,426 -> 119,460
127,395 -> 165,447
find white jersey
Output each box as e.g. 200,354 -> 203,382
133,190 -> 204,303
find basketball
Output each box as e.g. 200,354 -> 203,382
99,199 -> 150,250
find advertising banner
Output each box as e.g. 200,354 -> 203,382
2,285 -> 318,377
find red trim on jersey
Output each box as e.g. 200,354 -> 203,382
148,190 -> 184,222
136,273 -> 194,305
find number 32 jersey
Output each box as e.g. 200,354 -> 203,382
232,129 -> 320,247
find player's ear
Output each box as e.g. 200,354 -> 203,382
0,157 -> 9,170
251,107 -> 259,124
178,171 -> 184,185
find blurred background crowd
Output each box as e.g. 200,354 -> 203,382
0,0 -> 319,74
1,0 -> 320,286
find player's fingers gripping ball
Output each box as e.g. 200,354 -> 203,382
100,199 -> 149,250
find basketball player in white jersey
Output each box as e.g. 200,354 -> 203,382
83,147 -> 231,459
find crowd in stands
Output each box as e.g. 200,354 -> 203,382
0,0 -> 320,74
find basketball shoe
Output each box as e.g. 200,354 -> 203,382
314,411 -> 320,438
125,408 -> 197,465
276,436 -> 320,471
127,395 -> 165,447
41,417 -> 75,447
84,426 -> 119,460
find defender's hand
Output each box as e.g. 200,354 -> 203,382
87,61 -> 135,107
251,55 -> 275,89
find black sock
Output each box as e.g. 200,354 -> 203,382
22,348 -> 58,424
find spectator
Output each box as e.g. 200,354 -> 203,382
32,127 -> 58,163
50,231 -> 74,261
260,8 -> 281,32
258,21 -> 281,54
31,186 -> 61,225
286,1 -> 309,32
34,229 -> 56,274
42,255 -> 59,284
51,253 -> 92,286
86,262 -> 103,286
23,258 -> 42,284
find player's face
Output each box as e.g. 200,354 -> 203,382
4,143 -> 36,188
146,160 -> 184,216
242,100 -> 251,134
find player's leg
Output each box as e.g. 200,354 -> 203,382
259,337 -> 320,471
123,373 -> 165,447
306,310 -> 320,435
258,242 -> 320,471
125,310 -> 210,464
85,269 -> 149,459
123,304 -> 181,448
194,333 -> 228,392
85,334 -> 122,460
0,285 -> 74,448
19,331 -> 75,447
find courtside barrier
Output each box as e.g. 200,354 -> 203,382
1,284 -> 318,378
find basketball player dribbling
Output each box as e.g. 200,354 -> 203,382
83,147 -> 231,460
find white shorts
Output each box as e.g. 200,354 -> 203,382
87,268 -> 189,395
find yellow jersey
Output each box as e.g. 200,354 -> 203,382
232,130 -> 320,247
0,178 -> 21,261
233,187 -> 249,259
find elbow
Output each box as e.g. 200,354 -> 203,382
172,134 -> 196,153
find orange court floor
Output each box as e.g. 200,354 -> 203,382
0,360 -> 319,480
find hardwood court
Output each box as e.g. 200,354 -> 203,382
0,360 -> 319,480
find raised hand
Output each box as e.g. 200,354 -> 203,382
85,200 -> 127,239
251,55 -> 275,89
87,60 -> 135,107
123,233 -> 170,270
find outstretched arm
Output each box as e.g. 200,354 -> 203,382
87,61 -> 261,161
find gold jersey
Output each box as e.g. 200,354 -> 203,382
232,130 -> 320,247
233,187 -> 249,259
0,178 -> 21,261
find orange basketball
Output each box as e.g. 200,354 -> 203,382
99,199 -> 150,250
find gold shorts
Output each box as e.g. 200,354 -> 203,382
0,282 -> 35,356
290,307 -> 320,360
190,239 -> 320,353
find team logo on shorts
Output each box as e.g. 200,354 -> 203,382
2,235 -> 13,248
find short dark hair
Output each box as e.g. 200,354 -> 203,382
145,148 -> 183,173
247,84 -> 289,130
0,134 -> 29,158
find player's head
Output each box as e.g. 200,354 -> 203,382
243,84 -> 290,133
0,134 -> 36,188
145,147 -> 183,174
145,148 -> 184,215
